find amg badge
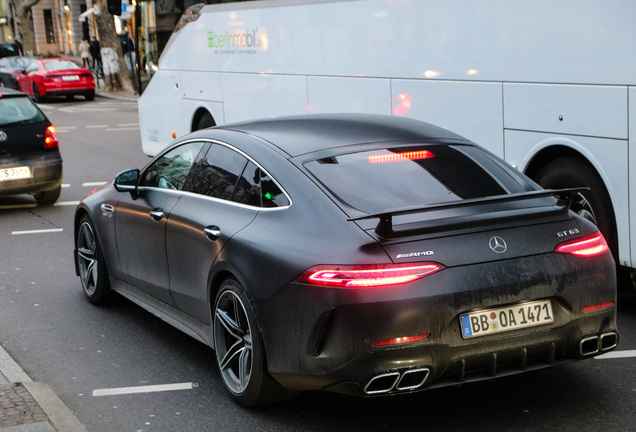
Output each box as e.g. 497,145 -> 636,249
396,251 -> 434,259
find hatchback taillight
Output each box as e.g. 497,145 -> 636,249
296,262 -> 445,288
44,125 -> 58,149
554,232 -> 609,257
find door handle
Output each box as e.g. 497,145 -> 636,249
149,209 -> 164,221
204,226 -> 221,241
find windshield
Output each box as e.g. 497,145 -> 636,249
0,96 -> 46,126
304,144 -> 526,214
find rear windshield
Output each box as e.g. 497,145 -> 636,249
0,96 -> 46,126
304,145 -> 526,214
44,60 -> 82,70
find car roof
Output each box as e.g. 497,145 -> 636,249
216,114 -> 471,157
0,88 -> 28,98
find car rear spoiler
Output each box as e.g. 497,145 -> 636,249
349,187 -> 589,238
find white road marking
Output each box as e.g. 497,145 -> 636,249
92,382 -> 197,397
53,201 -> 80,206
595,350 -> 636,360
11,228 -> 63,235
106,127 -> 139,131
82,181 -> 108,187
62,184 -> 71,188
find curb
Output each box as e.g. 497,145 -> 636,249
0,345 -> 86,432
95,90 -> 139,102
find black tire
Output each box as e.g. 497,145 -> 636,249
32,84 -> 41,102
85,91 -> 95,101
33,185 -> 61,205
534,157 -> 618,260
76,215 -> 113,305
213,278 -> 296,407
196,112 -> 215,130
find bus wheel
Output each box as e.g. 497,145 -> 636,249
534,157 -> 618,260
196,112 -> 215,130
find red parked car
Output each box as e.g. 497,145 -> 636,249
17,58 -> 95,102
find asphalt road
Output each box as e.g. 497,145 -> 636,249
1,98 -> 635,431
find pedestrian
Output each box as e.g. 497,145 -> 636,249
119,32 -> 136,70
89,38 -> 102,70
79,39 -> 90,68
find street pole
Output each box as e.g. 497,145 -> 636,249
135,2 -> 141,95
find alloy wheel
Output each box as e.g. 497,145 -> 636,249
214,289 -> 253,395
77,221 -> 98,296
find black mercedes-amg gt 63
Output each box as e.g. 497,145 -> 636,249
74,114 -> 618,406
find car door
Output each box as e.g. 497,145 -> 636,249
16,61 -> 37,95
165,143 -> 267,323
115,141 -> 206,306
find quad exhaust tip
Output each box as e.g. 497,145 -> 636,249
363,368 -> 431,395
579,332 -> 618,356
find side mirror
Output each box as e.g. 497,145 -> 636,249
114,168 -> 139,198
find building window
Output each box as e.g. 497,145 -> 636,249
44,10 -> 55,43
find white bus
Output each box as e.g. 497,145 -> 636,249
138,0 -> 636,284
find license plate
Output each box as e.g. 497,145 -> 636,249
62,75 -> 79,81
460,300 -> 554,339
0,166 -> 31,181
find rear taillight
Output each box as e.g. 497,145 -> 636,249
555,232 -> 609,257
296,262 -> 445,288
44,125 -> 58,149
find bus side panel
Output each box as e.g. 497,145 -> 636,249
182,71 -> 223,102
505,130 -> 630,267
139,71 -> 183,156
182,100 -> 225,129
160,0 -> 636,85
307,77 -> 391,116
390,80 -> 504,157
503,84 -> 628,140
629,86 -> 636,269
221,73 -> 308,123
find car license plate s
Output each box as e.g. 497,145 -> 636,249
0,166 -> 31,181
62,75 -> 80,81
460,300 -> 554,339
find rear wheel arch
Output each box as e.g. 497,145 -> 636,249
524,145 -> 619,264
191,108 -> 216,132
211,276 -> 296,406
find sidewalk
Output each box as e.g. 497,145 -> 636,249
94,77 -> 139,102
0,345 -> 86,431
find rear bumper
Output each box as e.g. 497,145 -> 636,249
42,80 -> 94,97
257,252 -> 618,396
43,88 -> 94,98
0,158 -> 63,196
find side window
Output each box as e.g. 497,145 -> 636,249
191,144 -> 248,200
25,62 -> 38,73
141,141 -> 205,190
234,162 -> 290,208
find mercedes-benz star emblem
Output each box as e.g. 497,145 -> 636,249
0,131 -> 7,142
489,236 -> 507,253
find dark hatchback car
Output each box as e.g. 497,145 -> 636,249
74,114 -> 617,406
0,56 -> 35,90
0,88 -> 62,204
